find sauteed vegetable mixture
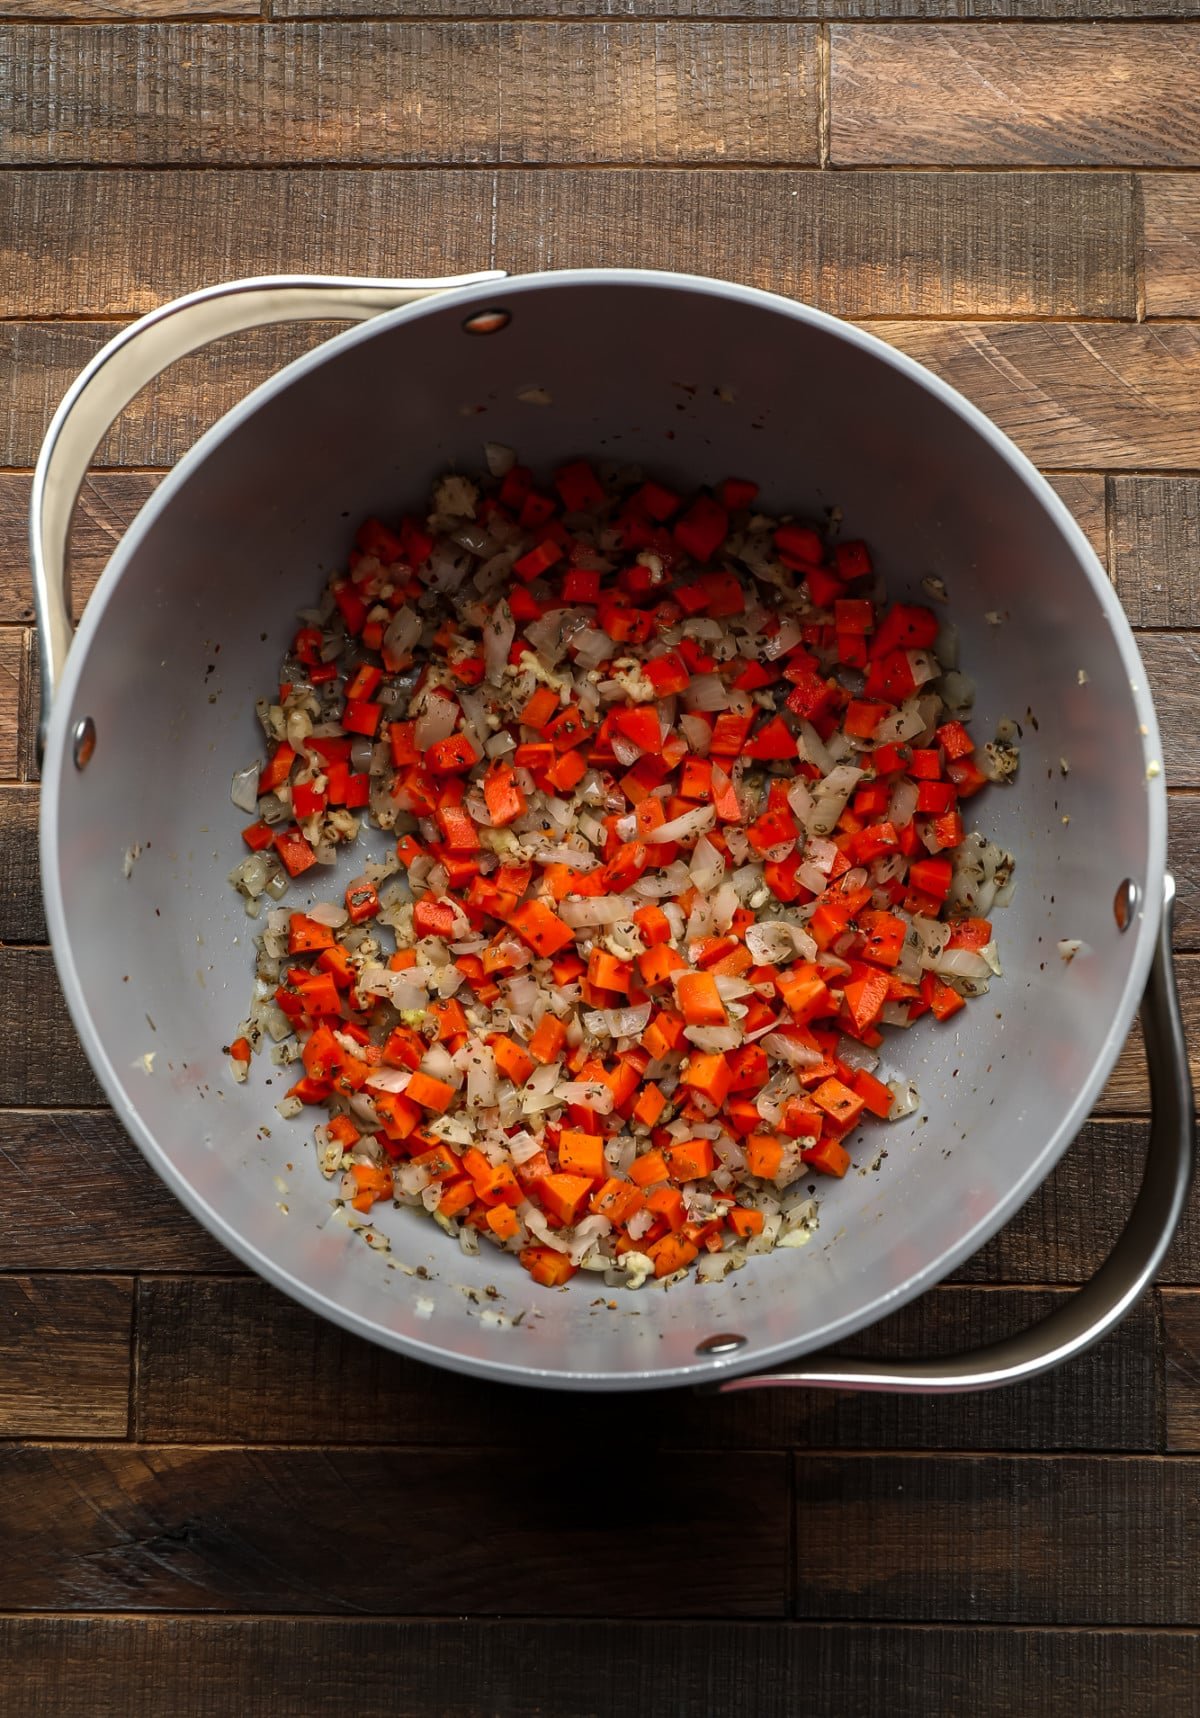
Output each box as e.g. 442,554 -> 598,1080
228,455 -> 1016,1289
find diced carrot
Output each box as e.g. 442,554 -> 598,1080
537,1173 -> 594,1226
489,1034 -> 535,1086
676,971 -> 727,1027
557,1129 -> 606,1180
406,1070 -> 456,1113
646,1232 -> 699,1278
645,1184 -> 686,1232
745,1134 -> 784,1179
680,1053 -> 733,1108
632,1083 -> 667,1128
727,1206 -> 764,1238
633,904 -> 671,947
637,945 -> 688,986
509,899 -> 575,957
520,1245 -> 577,1287
852,1067 -> 894,1119
802,1137 -> 851,1177
486,1204 -> 520,1241
628,1148 -> 669,1189
428,998 -> 469,1040
436,1179 -> 476,1219
590,1178 -> 644,1224
528,1012 -> 568,1066
663,1138 -> 716,1182
811,1077 -> 866,1128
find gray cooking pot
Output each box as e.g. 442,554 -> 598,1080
32,269 -> 1195,1394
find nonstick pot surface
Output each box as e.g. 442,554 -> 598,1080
40,273 -> 1166,1387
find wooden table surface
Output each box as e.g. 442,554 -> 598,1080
4,2 -> 1200,1714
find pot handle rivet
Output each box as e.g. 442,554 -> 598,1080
1115,877 -> 1140,931
695,1333 -> 747,1356
71,716 -> 95,770
462,308 -> 511,335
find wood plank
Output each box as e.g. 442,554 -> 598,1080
13,320 -> 1200,474
2,1617 -> 1198,1718
0,171 -> 498,319
0,626 -> 19,778
0,321 -> 340,470
0,472 -> 161,628
275,0 -> 1200,16
1102,954 -> 1200,1113
1144,174 -> 1200,317
1111,476 -> 1200,628
0,1445 -> 790,1614
0,950 -> 104,1107
1164,1289 -> 1200,1451
134,1277 -> 1161,1453
1170,795 -> 1200,956
492,170 -> 1135,319
0,1109 -> 234,1272
0,167 -> 1136,321
0,1276 -> 130,1438
1046,472 -> 1108,569
0,786 -> 40,942
953,1118 -> 1200,1287
868,322 -> 1200,471
793,1454 -> 1200,1623
0,23 -> 819,167
1138,634 -> 1200,788
1,0 -> 256,15
830,24 -> 1200,167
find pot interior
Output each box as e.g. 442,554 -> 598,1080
42,273 -> 1164,1387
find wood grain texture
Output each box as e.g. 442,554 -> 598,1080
0,472 -> 159,628
0,626 -> 19,778
0,23 -> 819,166
1143,174 -> 1200,317
0,786 -> 40,941
0,951 -> 104,1106
3,1617 -> 1199,1718
1170,795 -> 1200,952
2,0 -> 255,14
1137,634 -> 1200,787
0,167 -> 1137,320
13,320 -> 1200,473
0,1444 -> 790,1614
1046,472 -> 1108,569
1164,1289 -> 1200,1451
1,939 -> 1192,1119
0,1110 -> 235,1272
0,321 -> 339,468
0,171 -> 497,318
954,1120 -> 1200,1286
134,1277 -> 1161,1452
793,1455 -> 1200,1623
870,322 -> 1200,470
492,170 -> 1135,318
1111,476 -> 1200,627
0,1277 -> 130,1438
830,24 -> 1200,166
273,0 -> 1200,15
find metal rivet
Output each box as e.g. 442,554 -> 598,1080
72,716 -> 96,770
695,1332 -> 747,1356
1114,877 -> 1140,932
462,308 -> 511,336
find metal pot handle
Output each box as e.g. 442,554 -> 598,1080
30,270 -> 506,760
718,873 -> 1194,1396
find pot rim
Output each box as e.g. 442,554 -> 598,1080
39,268 -> 1168,1388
